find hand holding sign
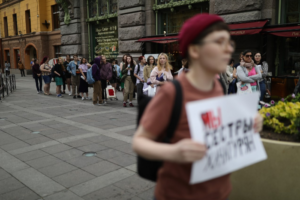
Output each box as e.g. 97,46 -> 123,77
186,92 -> 267,184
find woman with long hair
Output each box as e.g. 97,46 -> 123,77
78,58 -> 91,100
144,56 -> 155,84
64,55 -> 72,95
150,53 -> 173,91
121,55 -> 135,107
40,56 -> 52,95
254,52 -> 268,101
236,50 -> 262,92
177,58 -> 189,76
32,59 -> 42,93
53,58 -> 64,97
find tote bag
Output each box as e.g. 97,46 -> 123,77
236,82 -> 252,94
106,85 -> 116,98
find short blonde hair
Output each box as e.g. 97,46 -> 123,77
157,53 -> 173,72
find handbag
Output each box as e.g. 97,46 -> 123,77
106,84 -> 116,98
236,82 -> 252,94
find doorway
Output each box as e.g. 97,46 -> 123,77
24,45 -> 37,70
14,49 -> 20,69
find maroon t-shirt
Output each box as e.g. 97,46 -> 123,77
140,73 -> 231,200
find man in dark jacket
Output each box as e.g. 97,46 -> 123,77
92,57 -> 102,105
100,55 -> 112,104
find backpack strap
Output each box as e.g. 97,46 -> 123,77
164,79 -> 183,143
137,64 -> 140,75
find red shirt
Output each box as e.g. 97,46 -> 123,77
140,73 -> 231,200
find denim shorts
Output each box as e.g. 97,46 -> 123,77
43,75 -> 52,84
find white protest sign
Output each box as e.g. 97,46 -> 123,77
186,92 -> 267,184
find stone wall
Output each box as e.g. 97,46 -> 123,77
212,0 -> 264,23
117,0 -> 147,61
57,0 -> 88,57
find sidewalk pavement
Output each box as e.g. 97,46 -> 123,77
0,75 -> 154,200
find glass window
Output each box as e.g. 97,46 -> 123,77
284,0 -> 300,23
99,0 -> 108,16
52,5 -> 60,30
13,14 -> 18,36
54,46 -> 61,58
109,0 -> 117,14
279,37 -> 300,75
89,0 -> 97,18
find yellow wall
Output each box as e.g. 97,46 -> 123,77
0,0 -> 58,37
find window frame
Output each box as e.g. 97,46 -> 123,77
3,16 -> 8,37
13,14 -> 18,36
279,0 -> 300,24
25,10 -> 31,34
51,4 -> 60,31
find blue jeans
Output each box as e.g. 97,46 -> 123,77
259,80 -> 266,101
34,75 -> 43,92
228,79 -> 237,94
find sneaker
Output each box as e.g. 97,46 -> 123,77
69,91 -> 72,96
37,91 -> 39,94
123,102 -> 127,107
115,97 -> 118,100
94,103 -> 100,106
73,95 -> 76,99
104,101 -> 107,104
77,95 -> 82,98
57,94 -> 62,98
129,103 -> 134,107
82,97 -> 85,100
86,97 -> 91,100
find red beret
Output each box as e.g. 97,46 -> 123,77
178,13 -> 224,57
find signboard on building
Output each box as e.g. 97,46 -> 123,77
94,21 -> 118,60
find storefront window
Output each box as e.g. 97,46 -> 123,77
279,37 -> 300,75
99,0 -> 108,16
110,0 -> 117,14
158,3 -> 209,34
89,0 -> 97,17
92,20 -> 118,61
285,0 -> 300,23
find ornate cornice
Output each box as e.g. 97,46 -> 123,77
0,0 -> 23,10
86,13 -> 118,23
153,0 -> 209,11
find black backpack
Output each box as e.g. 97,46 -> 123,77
137,80 -> 183,182
137,78 -> 226,182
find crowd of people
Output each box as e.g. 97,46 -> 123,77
30,52 -> 179,107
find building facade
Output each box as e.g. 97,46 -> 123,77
0,0 -> 62,72
55,0 -> 300,79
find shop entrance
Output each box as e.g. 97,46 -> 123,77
24,45 -> 37,70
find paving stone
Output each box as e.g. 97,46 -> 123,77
52,169 -> 96,188
114,175 -> 155,195
12,167 -> 65,197
77,143 -> 108,152
25,136 -> 53,145
0,168 -> 11,180
15,150 -> 49,161
38,162 -> 77,178
0,187 -> 40,200
82,185 -> 134,200
0,141 -> 30,151
99,140 -> 130,148
65,140 -> 94,148
14,133 -> 42,140
108,154 -> 136,167
66,155 -> 102,168
82,161 -> 121,177
70,168 -> 135,197
53,149 -> 83,161
137,187 -> 155,200
44,190 -> 83,200
113,144 -> 136,156
46,132 -> 72,139
0,177 -> 25,194
0,135 -> 21,146
96,149 -> 127,160
26,155 -> 63,169
41,144 -> 73,154
85,135 -> 112,143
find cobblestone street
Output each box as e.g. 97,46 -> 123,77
0,75 -> 154,200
